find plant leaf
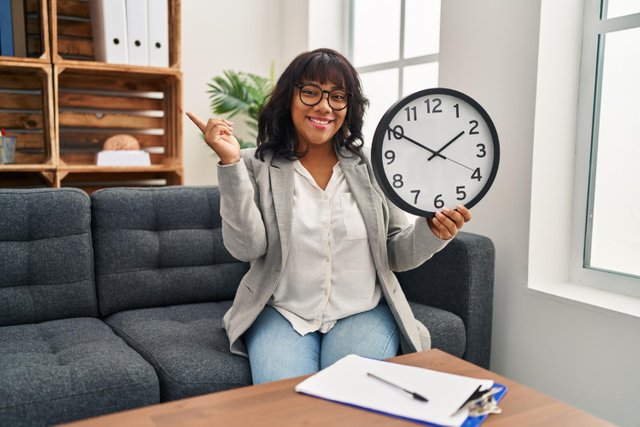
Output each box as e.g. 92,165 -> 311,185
206,68 -> 274,144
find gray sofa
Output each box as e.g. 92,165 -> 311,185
0,187 -> 494,426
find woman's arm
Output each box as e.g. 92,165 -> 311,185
186,112 -> 267,261
217,153 -> 268,261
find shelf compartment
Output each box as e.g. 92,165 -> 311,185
0,0 -> 50,63
50,0 -> 181,69
0,63 -> 55,166
59,169 -> 183,194
51,0 -> 93,61
55,65 -> 182,169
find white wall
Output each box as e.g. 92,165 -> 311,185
181,0 -> 284,185
439,1 -> 640,425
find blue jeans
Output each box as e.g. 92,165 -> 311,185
243,303 -> 400,384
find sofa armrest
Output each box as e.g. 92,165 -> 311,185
395,231 -> 495,369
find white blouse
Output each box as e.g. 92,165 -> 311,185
269,160 -> 381,335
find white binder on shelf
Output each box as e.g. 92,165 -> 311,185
89,0 -> 128,64
125,0 -> 149,66
147,0 -> 168,67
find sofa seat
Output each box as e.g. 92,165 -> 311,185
0,317 -> 159,426
105,301 -> 251,402
408,302 -> 466,358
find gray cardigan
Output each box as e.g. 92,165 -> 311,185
217,147 -> 449,357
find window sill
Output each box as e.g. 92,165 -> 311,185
528,281 -> 640,318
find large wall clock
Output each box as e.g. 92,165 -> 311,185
371,88 -> 500,217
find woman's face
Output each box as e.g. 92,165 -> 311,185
291,80 -> 347,151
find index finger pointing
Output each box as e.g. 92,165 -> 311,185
186,112 -> 207,133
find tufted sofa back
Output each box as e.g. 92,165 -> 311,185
91,186 -> 249,317
0,188 -> 97,326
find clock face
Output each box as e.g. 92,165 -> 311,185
371,88 -> 500,217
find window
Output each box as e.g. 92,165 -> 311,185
574,0 -> 640,294
349,0 -> 441,144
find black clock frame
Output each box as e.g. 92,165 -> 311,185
371,87 -> 500,217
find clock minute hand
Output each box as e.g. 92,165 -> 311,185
390,128 -> 447,160
428,131 -> 465,161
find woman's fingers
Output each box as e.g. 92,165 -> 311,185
429,205 -> 472,240
434,211 -> 458,237
186,112 -> 234,140
186,111 -> 207,133
455,205 -> 473,223
186,112 -> 241,165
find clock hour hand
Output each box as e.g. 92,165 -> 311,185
389,127 -> 447,160
428,131 -> 465,161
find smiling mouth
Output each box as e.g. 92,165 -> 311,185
308,117 -> 333,126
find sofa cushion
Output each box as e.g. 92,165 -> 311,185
0,318 -> 159,426
91,187 -> 249,316
409,302 -> 466,358
0,188 -> 97,327
105,301 -> 251,402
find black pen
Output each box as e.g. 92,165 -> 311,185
366,372 -> 429,402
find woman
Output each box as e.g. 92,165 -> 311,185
187,48 -> 471,384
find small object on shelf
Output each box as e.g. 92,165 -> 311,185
97,134 -> 150,166
0,128 -> 17,164
103,134 -> 141,150
96,150 -> 151,166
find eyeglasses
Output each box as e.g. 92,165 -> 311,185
295,83 -> 351,111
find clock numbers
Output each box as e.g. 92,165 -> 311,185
453,103 -> 460,118
476,143 -> 486,158
404,106 -> 417,121
410,190 -> 420,204
471,168 -> 482,181
456,186 -> 467,200
392,174 -> 404,188
434,194 -> 445,209
387,125 -> 404,140
384,150 -> 396,164
425,98 -> 443,114
469,120 -> 479,135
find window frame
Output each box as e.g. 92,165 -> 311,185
347,0 -> 440,100
571,0 -> 640,297
529,0 -> 640,316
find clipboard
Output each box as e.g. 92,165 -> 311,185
295,355 -> 507,427
460,383 -> 507,427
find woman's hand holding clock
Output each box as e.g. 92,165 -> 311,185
428,205 -> 472,240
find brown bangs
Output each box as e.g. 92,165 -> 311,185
297,52 -> 349,89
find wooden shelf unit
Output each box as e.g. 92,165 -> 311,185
0,61 -> 56,170
0,0 -> 183,192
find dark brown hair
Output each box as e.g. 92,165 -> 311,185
255,48 -> 369,160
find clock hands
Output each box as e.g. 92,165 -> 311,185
388,127 -> 446,160
428,130 -> 465,161
388,127 -> 474,172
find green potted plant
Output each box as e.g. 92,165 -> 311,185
206,65 -> 275,148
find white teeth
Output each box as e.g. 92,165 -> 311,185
309,117 -> 331,125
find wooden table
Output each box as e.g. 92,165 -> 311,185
62,349 -> 613,426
